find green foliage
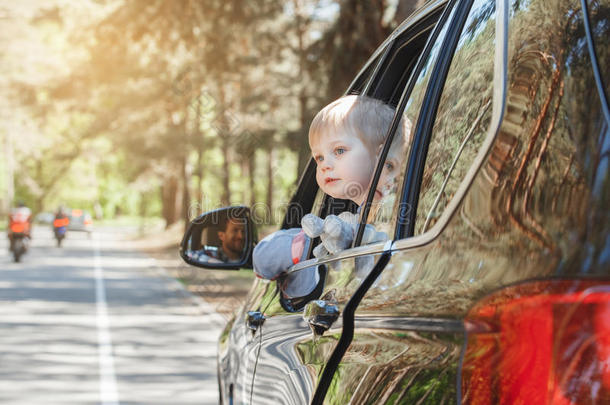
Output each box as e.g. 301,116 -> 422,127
2,0 -> 417,225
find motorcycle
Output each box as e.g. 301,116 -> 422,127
8,206 -> 31,261
11,232 -> 28,262
53,216 -> 69,247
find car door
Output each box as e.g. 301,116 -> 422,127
246,2 -> 452,403
319,0 -> 610,403
316,0 -> 499,401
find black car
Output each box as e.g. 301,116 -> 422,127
181,0 -> 609,403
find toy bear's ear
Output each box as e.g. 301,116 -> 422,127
337,211 -> 358,224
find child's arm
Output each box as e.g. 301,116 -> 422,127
253,228 -> 319,298
252,228 -> 311,280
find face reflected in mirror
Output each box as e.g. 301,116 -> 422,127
217,218 -> 246,261
186,212 -> 249,265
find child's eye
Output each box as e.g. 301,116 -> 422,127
334,147 -> 346,155
314,155 -> 323,163
384,162 -> 395,171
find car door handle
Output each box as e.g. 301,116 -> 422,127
303,299 -> 340,336
246,311 -> 266,331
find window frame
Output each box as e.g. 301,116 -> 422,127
354,0 -> 456,246
283,0 -> 457,275
393,0 -> 508,245
300,1 -> 447,257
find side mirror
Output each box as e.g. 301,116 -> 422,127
180,206 -> 256,270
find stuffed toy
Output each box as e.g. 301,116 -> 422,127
301,212 -> 387,258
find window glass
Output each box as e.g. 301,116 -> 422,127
365,4 -> 458,240
414,0 -> 496,235
311,186 -> 327,218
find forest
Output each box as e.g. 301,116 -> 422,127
0,0 -> 426,228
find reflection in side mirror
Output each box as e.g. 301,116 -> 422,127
180,206 -> 256,270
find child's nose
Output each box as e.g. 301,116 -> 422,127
320,156 -> 333,171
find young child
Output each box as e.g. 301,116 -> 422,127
253,95 -> 410,297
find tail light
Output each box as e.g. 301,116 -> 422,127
462,279 -> 610,404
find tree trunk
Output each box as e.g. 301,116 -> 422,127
266,147 -> 274,217
248,154 -> 256,207
221,136 -> 231,205
216,82 -> 232,206
181,153 -> 191,232
195,96 -> 205,205
293,0 -> 312,180
35,195 -> 45,217
196,147 -> 204,205
3,132 -> 14,215
161,175 -> 179,228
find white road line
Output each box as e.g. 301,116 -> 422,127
94,234 -> 120,405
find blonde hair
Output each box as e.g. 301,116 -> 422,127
309,95 -> 410,153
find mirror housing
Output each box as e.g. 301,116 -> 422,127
180,206 -> 255,270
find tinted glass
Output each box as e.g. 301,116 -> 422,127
365,5 -> 457,240
414,1 -> 495,234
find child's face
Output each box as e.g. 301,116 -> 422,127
374,142 -> 402,201
311,128 -> 377,205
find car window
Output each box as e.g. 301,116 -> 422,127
347,52 -> 384,97
305,18 -> 440,253
363,4 -> 458,241
413,0 -> 496,235
368,10 -> 443,106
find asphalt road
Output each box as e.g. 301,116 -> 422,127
0,226 -> 224,405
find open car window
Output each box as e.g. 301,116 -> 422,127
362,3 -> 456,243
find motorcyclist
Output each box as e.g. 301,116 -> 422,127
8,201 -> 32,251
53,206 -> 70,228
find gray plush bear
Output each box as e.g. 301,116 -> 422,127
301,212 -> 387,258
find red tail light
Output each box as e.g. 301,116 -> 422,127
462,280 -> 610,404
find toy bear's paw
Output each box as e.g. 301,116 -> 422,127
312,243 -> 329,258
302,213 -> 324,238
320,214 -> 355,254
361,224 -> 388,245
